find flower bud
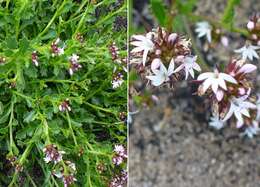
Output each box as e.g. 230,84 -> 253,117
247,20 -> 255,30
167,33 -> 178,44
238,87 -> 246,95
151,58 -> 161,71
221,36 -> 229,47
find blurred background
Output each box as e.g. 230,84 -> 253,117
128,0 -> 260,187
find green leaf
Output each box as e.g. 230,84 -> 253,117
221,0 -> 240,28
23,111 -> 36,123
150,0 -> 166,26
19,38 -> 30,53
176,0 -> 197,14
0,102 -> 3,115
40,29 -> 57,40
6,36 -> 18,49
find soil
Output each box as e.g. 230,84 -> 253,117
129,1 -> 260,187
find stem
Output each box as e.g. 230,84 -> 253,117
187,13 -> 249,37
41,115 -> 51,144
51,175 -> 60,187
70,0 -> 88,19
92,4 -> 126,28
6,0 -> 10,9
167,0 -> 176,32
85,102 -> 116,115
66,111 -> 78,146
25,171 -> 37,187
12,90 -> 35,101
73,1 -> 89,37
182,15 -> 210,71
8,142 -> 34,187
38,0 -> 68,37
8,101 -> 14,154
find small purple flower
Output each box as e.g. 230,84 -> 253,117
32,51 -> 39,66
51,38 -> 65,57
109,42 -> 119,61
109,170 -> 128,187
112,155 -> 124,165
68,54 -> 82,75
43,144 -> 65,164
62,174 -> 77,187
112,144 -> 127,166
59,99 -> 71,112
112,72 -> 124,89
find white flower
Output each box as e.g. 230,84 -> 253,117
131,34 -> 155,66
247,20 -> 255,30
57,47 -> 64,56
114,145 -> 125,155
112,73 -> 124,89
221,36 -> 229,47
112,79 -> 124,89
237,63 -> 257,74
195,21 -> 212,43
174,56 -> 201,80
234,44 -> 260,61
209,114 -> 225,130
146,59 -> 175,86
197,70 -> 237,100
127,110 -> 139,124
243,121 -> 259,138
69,54 -> 79,63
223,96 -> 256,128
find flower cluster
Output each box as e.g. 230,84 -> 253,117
197,58 -> 259,137
59,99 -> 72,112
112,144 -> 127,166
232,14 -> 260,62
195,21 -> 229,47
109,42 -> 127,89
53,161 -> 77,187
6,155 -> 23,173
247,13 -> 260,46
51,38 -> 65,57
43,145 -> 77,186
75,32 -> 84,43
68,54 -> 82,75
109,170 -> 128,187
43,144 -> 65,164
130,27 -> 201,87
112,72 -> 124,89
31,51 -> 39,66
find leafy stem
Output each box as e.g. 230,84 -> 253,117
66,111 -> 78,146
85,102 -> 116,116
187,13 -> 249,37
181,15 -> 210,71
8,142 -> 34,187
73,1 -> 90,37
39,114 -> 51,144
8,99 -> 14,154
38,0 -> 68,37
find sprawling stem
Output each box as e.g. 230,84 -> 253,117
66,111 -> 78,146
8,100 -> 14,154
38,0 -> 68,37
182,16 -> 210,71
8,142 -> 34,187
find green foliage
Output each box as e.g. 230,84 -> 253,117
176,0 -> 197,14
221,0 -> 241,29
150,0 -> 167,26
0,0 -> 127,186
